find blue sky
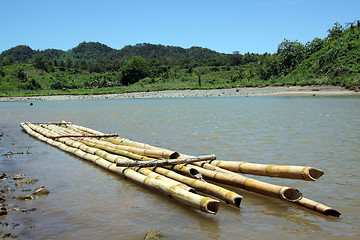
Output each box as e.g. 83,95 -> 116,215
1,0 -> 359,54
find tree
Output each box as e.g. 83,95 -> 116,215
121,56 -> 150,85
30,54 -> 50,72
228,51 -> 243,66
65,58 -> 73,68
15,68 -> 27,81
194,69 -> 202,86
306,38 -> 324,56
277,39 -> 306,75
327,22 -> 344,40
257,54 -> 279,80
0,67 -> 5,77
2,55 -> 15,65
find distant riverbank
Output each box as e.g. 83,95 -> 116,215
1,86 -> 359,102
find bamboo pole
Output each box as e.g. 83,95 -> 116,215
114,155 -> 216,168
65,123 -> 343,216
51,133 -> 119,139
150,166 -> 243,208
29,122 -> 341,216
65,122 -> 302,201
294,197 -> 341,217
132,167 -> 196,194
21,123 -> 220,214
67,122 -> 173,151
43,123 -> 242,207
79,136 -> 179,159
61,124 -> 203,179
36,124 -> 197,193
175,154 -> 303,202
204,160 -> 324,181
44,122 -> 179,159
173,164 -> 302,202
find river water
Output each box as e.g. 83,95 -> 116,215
0,96 -> 359,239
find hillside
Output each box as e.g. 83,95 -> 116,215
0,21 -> 359,96
284,23 -> 360,89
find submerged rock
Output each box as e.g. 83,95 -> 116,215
13,174 -> 25,181
144,228 -> 164,240
16,195 -> 34,201
1,187 -> 10,193
21,178 -> 38,185
0,173 -> 7,180
33,185 -> 49,196
0,204 -> 7,216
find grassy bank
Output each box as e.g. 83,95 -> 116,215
1,67 -> 358,98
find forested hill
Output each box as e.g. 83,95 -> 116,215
0,21 -> 359,96
0,42 -> 224,63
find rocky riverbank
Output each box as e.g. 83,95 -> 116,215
0,172 -> 49,239
0,86 -> 359,102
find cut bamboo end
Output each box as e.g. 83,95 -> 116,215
280,187 -> 303,202
169,152 -> 180,159
234,197 -> 242,208
188,168 -> 202,179
225,192 -> 242,207
324,209 -> 341,217
304,167 -> 324,181
201,197 -> 220,214
295,197 -> 341,217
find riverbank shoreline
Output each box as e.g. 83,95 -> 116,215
1,86 -> 359,102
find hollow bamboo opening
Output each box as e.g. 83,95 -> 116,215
281,188 -> 302,201
234,197 -> 242,207
189,168 -> 201,178
324,209 -> 341,217
306,168 -> 324,181
169,152 -> 180,159
204,199 -> 220,214
188,188 -> 197,194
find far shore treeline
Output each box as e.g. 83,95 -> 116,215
0,21 -> 359,97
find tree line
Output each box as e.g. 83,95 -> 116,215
0,21 -> 359,92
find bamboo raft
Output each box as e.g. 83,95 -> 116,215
20,121 -> 341,217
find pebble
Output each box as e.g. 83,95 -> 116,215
1,188 -> 10,193
21,178 -> 38,185
0,205 -> 7,216
13,174 -> 25,181
16,195 -> 34,201
2,233 -> 12,238
0,173 -> 7,180
33,185 -> 49,196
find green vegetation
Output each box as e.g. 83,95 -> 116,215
1,21 -> 359,97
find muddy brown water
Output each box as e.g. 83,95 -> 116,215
1,96 -> 359,239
